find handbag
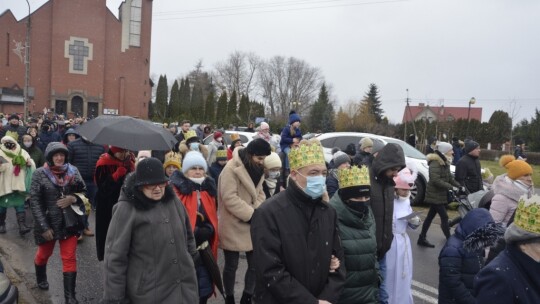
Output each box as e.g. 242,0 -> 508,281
63,204 -> 85,232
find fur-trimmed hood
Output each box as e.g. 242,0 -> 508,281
120,173 -> 176,211
169,170 -> 216,196
178,140 -> 209,159
427,151 -> 450,167
457,208 -> 504,253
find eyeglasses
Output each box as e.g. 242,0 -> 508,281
143,183 -> 167,190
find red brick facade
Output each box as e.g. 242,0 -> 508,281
0,0 -> 152,119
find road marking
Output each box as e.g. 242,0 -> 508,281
412,280 -> 439,295
412,289 -> 438,304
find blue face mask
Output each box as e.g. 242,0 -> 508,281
190,142 -> 200,151
297,172 -> 326,199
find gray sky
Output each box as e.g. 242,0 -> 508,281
2,0 -> 539,124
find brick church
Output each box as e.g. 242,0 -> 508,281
0,0 -> 153,119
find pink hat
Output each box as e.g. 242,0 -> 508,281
394,166 -> 417,190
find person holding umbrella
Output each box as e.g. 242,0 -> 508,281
94,146 -> 135,261
170,151 -> 220,304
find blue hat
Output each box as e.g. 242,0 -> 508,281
288,111 -> 301,125
182,151 -> 208,174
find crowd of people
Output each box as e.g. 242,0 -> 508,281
0,111 -> 538,304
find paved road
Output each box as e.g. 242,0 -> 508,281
0,206 -> 451,304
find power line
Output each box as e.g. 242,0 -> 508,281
153,0 -> 408,21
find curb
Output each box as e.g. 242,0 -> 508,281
0,252 -> 38,304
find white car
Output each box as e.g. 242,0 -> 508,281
203,131 -> 256,147
315,132 -> 430,205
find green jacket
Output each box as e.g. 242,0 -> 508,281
329,194 -> 379,304
425,152 -> 460,205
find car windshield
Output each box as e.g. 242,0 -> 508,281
385,138 -> 426,160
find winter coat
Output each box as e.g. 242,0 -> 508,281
95,151 -> 135,261
218,147 -> 266,252
279,125 -> 302,151
208,162 -> 224,182
329,194 -> 378,304
62,128 -> 80,144
451,143 -> 463,166
489,174 -> 530,226
102,173 -> 199,304
29,164 -> 87,245
206,140 -> 224,164
353,150 -> 371,168
455,154 -> 483,193
326,169 -> 340,199
1,124 -> 26,143
474,243 -> 540,304
179,140 -> 209,161
425,152 -> 461,205
37,131 -> 62,152
23,142 -> 45,168
67,138 -> 106,181
0,144 -> 35,197
369,143 -> 405,259
251,180 -> 346,304
438,209 -> 495,304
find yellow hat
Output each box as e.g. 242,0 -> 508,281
506,195 -> 540,243
499,155 -> 532,180
230,133 -> 240,141
338,166 -> 370,189
184,130 -> 197,141
289,139 -> 325,171
163,152 -> 182,170
216,148 -> 228,160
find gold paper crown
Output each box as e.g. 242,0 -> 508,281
216,149 -> 228,159
514,194 -> 540,235
184,130 -> 197,141
337,166 -> 371,189
163,152 -> 182,169
289,139 -> 325,170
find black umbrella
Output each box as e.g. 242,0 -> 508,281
198,241 -> 226,299
77,116 -> 177,151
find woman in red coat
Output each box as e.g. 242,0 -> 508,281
170,151 -> 218,304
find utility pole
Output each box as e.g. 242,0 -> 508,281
24,0 -> 31,122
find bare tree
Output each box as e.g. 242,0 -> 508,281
214,51 -> 260,98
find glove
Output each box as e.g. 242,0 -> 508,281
459,186 -> 467,193
112,167 -> 128,182
452,187 -> 459,192
408,216 -> 421,229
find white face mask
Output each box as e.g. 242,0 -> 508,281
398,196 -> 410,201
23,141 -> 33,148
189,177 -> 205,185
267,171 -> 280,179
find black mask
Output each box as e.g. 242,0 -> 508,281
9,123 -> 18,128
4,142 -> 16,150
42,125 -> 50,131
346,199 -> 370,213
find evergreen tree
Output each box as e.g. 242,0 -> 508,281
249,101 -> 265,119
308,84 -> 334,132
216,91 -> 228,126
190,82 -> 205,122
227,90 -> 238,122
204,91 -> 216,122
179,78 -> 191,120
238,94 -> 250,123
168,79 -> 180,120
335,107 -> 351,131
363,83 -> 384,123
154,75 -> 169,120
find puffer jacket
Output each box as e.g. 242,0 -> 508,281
455,154 -> 483,193
29,143 -> 87,245
329,194 -> 378,304
279,125 -> 302,151
369,143 -> 405,259
438,209 -> 503,304
67,138 -> 106,181
37,130 -> 62,152
425,151 -> 461,205
489,174 -> 531,226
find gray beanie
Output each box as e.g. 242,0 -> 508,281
360,137 -> 374,150
333,151 -> 350,168
436,142 -> 453,155
464,140 -> 480,154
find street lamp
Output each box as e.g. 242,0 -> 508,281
23,0 -> 31,122
466,97 -> 476,137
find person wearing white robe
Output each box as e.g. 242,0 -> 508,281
386,167 -> 420,304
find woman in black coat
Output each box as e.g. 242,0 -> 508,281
30,142 -> 87,303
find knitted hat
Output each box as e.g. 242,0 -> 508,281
394,167 -> 417,190
109,146 -> 126,154
371,140 -> 385,155
163,152 -> 182,170
213,131 -> 223,140
505,194 -> 540,244
289,139 -> 325,171
344,143 -> 356,157
260,122 -> 270,130
288,111 -> 301,125
182,151 -> 207,174
8,113 -> 19,121
499,155 -> 533,180
359,137 -> 374,150
134,158 -> 169,187
216,146 -> 228,161
464,140 -> 480,154
333,151 -> 350,169
436,142 -> 453,155
338,166 -> 371,200
230,133 -> 241,141
246,138 -> 272,156
264,152 -> 282,169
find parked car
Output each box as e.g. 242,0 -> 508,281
315,132 -> 430,205
203,131 -> 256,147
0,260 -> 18,304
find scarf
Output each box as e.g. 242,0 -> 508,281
1,146 -> 26,176
43,163 -> 77,187
257,131 -> 271,141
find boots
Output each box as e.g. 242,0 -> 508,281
225,295 -> 235,304
63,272 -> 78,304
35,264 -> 49,290
0,212 -> 6,234
240,292 -> 252,304
417,236 -> 435,248
16,212 -> 31,236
